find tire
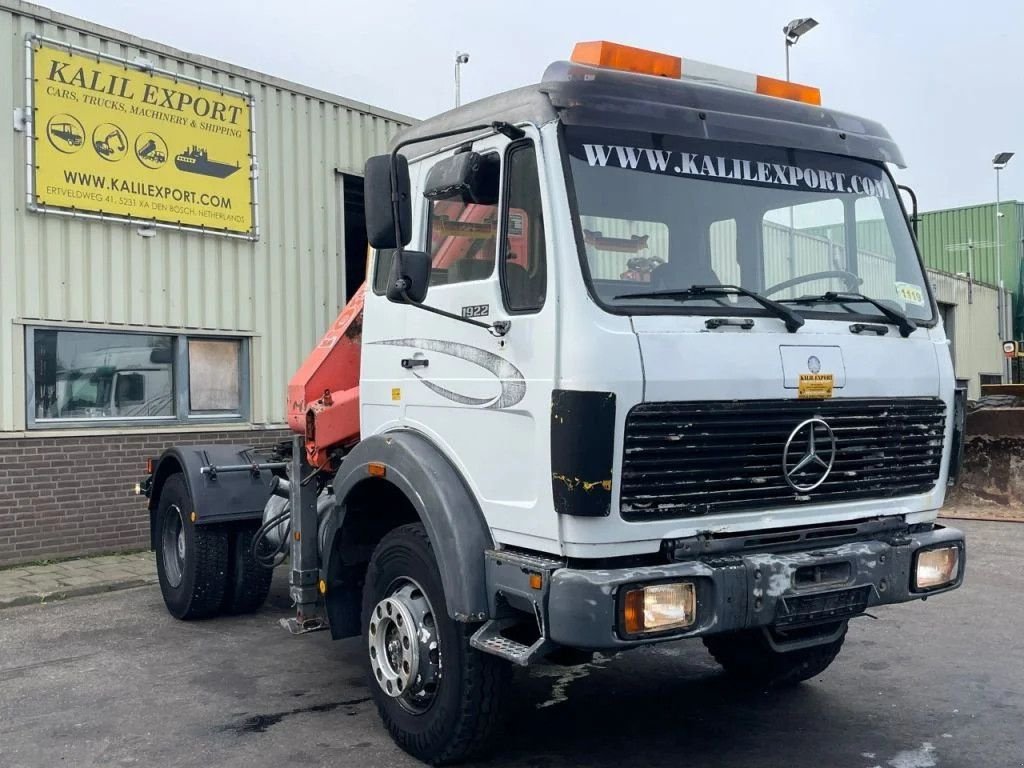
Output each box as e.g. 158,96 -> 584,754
703,623 -> 847,688
154,473 -> 230,620
220,525 -> 275,615
362,523 -> 510,765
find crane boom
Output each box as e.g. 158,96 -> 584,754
286,283 -> 364,468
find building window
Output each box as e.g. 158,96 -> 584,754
27,327 -> 248,427
188,339 -> 241,413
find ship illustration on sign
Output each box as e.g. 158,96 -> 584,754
174,145 -> 241,178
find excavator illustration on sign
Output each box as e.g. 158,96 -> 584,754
49,121 -> 84,148
94,127 -> 126,158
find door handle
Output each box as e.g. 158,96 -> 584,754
401,357 -> 429,369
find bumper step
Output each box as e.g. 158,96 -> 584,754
470,619 -> 549,666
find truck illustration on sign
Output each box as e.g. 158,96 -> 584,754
50,121 -> 84,147
174,145 -> 240,178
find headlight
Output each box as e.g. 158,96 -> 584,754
622,582 -> 696,636
913,545 -> 961,591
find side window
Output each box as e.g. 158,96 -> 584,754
114,373 -> 145,406
428,158 -> 500,286
372,249 -> 395,294
502,143 -> 547,312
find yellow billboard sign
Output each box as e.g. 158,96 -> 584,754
30,40 -> 256,237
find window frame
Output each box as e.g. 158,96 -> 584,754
499,139 -> 548,315
24,325 -> 251,430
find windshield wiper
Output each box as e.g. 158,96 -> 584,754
613,284 -> 805,333
779,291 -> 917,338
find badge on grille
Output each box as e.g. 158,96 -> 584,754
782,418 -> 837,492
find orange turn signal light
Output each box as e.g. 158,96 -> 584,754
529,573 -> 543,590
145,457 -> 155,474
623,589 -> 645,635
755,75 -> 821,106
571,40 -> 681,79
368,462 -> 387,478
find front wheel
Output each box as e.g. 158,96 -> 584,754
703,622 -> 847,688
362,523 -> 510,765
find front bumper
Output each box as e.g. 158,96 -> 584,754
546,524 -> 965,650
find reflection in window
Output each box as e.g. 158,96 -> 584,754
581,216 -> 669,282
429,199 -> 499,285
33,330 -> 174,420
763,199 -> 847,299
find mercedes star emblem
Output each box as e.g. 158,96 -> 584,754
807,355 -> 821,373
782,417 -> 837,492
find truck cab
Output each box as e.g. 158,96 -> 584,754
144,42 -> 966,765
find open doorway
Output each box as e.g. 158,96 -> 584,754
938,302 -> 956,368
338,172 -> 368,302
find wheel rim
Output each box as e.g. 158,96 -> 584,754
368,577 -> 441,714
161,504 -> 186,588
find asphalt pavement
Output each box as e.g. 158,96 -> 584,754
1,518 -> 1021,768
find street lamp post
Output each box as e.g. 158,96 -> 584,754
783,17 -> 818,81
994,151 -> 1015,381
455,52 -> 470,108
782,18 -> 818,282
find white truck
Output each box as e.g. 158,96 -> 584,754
141,41 -> 967,764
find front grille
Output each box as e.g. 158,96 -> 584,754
620,398 -> 946,521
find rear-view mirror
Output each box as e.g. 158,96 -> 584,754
386,250 -> 431,304
365,154 -> 412,249
423,152 -> 499,205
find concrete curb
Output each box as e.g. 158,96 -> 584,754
0,576 -> 158,610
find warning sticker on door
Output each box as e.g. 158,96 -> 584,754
895,282 -> 926,306
798,373 -> 834,399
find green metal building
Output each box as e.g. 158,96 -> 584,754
917,201 -> 1024,336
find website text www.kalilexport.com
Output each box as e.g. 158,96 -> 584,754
44,171 -> 248,226
57,170 -> 234,208
581,143 -> 893,199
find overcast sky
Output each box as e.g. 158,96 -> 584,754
41,0 -> 1023,211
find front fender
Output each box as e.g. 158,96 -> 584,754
325,431 -> 494,623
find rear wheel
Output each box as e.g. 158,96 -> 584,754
703,623 -> 847,688
221,525 -> 275,615
155,473 -> 229,620
362,523 -> 510,765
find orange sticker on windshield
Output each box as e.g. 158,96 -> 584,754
798,373 -> 834,399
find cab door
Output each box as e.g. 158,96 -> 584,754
372,131 -> 559,549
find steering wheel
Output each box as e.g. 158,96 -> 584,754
763,270 -> 862,297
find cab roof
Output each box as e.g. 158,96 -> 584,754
392,60 -> 904,168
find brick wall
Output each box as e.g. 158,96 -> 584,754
0,428 -> 292,567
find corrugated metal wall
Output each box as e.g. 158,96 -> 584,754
928,271 -> 1008,399
0,1 -> 410,431
918,202 -> 1023,291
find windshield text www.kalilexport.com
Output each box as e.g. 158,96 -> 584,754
582,143 -> 892,199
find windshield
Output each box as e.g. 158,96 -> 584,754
564,126 -> 934,324
57,371 -> 113,415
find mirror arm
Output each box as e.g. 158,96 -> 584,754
897,183 -> 919,238
398,288 -> 510,337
